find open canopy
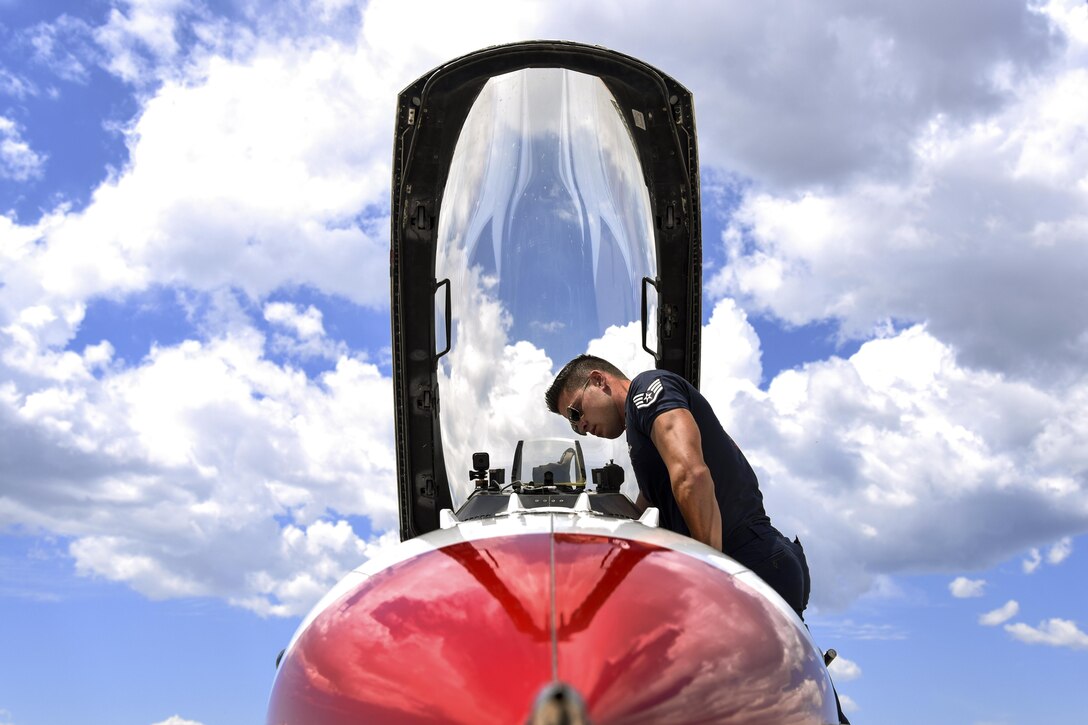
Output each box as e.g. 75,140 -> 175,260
390,41 -> 702,540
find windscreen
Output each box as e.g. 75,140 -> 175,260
435,68 -> 656,506
514,438 -> 585,486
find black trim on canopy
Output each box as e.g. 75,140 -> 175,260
390,41 -> 702,540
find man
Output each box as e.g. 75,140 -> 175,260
545,354 -> 811,619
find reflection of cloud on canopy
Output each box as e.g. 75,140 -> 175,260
436,67 -> 656,368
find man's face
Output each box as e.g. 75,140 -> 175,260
558,372 -> 625,439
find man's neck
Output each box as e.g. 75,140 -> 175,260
615,377 -> 631,426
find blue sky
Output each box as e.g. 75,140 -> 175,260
2,1 -> 1088,724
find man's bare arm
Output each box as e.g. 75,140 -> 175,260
650,408 -> 723,550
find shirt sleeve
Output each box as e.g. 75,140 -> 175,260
629,373 -> 690,435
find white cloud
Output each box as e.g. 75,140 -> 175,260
0,116 -> 46,181
709,59 -> 1088,381
7,289 -> 1078,614
699,298 -> 763,421
0,68 -> 37,98
696,1 -> 1088,387
0,1 -> 549,618
838,694 -> 859,714
1005,618 -> 1088,650
531,0 -> 1062,189
1023,537 -> 1073,573
827,654 -> 862,682
150,717 -> 204,725
980,600 -> 1020,626
1,39 -> 396,343
263,302 -> 345,360
360,0 -> 546,85
22,14 -> 99,84
94,0 -> 199,83
3,0 -> 1088,621
1,308 -> 399,615
1047,536 -> 1073,565
264,302 -> 324,339
704,322 -> 1088,608
950,577 -> 986,598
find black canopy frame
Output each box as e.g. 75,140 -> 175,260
390,41 -> 702,540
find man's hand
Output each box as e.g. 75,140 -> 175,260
650,408 -> 723,550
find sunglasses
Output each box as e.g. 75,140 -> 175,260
566,377 -> 592,435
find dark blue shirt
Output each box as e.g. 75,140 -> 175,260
625,370 -> 770,551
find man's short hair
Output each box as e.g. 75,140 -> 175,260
545,355 -> 628,413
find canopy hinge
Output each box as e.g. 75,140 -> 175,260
662,304 -> 678,339
411,203 -> 432,231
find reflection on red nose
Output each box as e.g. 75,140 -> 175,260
267,533 -> 837,724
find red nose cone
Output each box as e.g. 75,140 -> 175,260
267,533 -> 836,724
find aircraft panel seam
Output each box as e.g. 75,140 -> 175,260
549,515 -> 558,683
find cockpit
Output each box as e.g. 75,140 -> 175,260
449,437 -> 642,524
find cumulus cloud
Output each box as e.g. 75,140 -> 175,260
0,0 -> 542,618
150,717 -> 204,725
950,577 -> 986,598
264,302 -> 324,339
1005,618 -> 1088,649
3,0 -> 1088,621
838,694 -> 859,714
827,654 -> 862,682
263,302 -> 345,360
94,0 -> 209,84
21,13 -> 100,83
0,117 -> 47,181
709,65 -> 1088,381
980,600 -> 1020,626
699,298 -> 763,420
432,294 -> 1088,609
708,321 -> 1088,607
0,68 -> 38,99
1047,536 -> 1073,564
1,35 -> 397,348
1,312 -> 399,615
694,0 -> 1088,388
1024,536 -> 1074,573
533,0 -> 1062,189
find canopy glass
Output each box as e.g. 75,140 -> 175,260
434,68 -> 657,505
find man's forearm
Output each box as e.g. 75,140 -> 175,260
672,467 -> 723,550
